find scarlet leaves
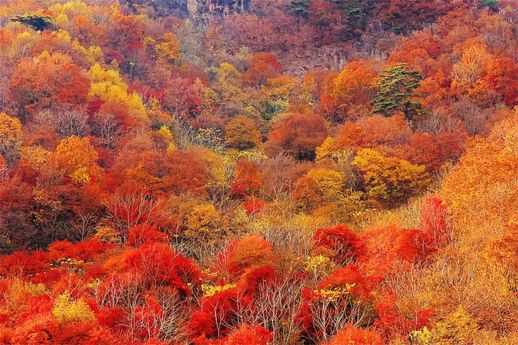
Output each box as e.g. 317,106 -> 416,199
244,198 -> 265,216
115,243 -> 202,294
318,264 -> 372,300
223,324 -> 272,345
360,197 -> 450,280
47,238 -> 112,263
323,325 -> 383,345
127,225 -> 168,247
243,52 -> 282,87
0,251 -> 48,278
188,288 -> 253,341
419,195 -> 449,249
313,225 -> 365,265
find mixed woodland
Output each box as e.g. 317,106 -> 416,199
0,0 -> 518,344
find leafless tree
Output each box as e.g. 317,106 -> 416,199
453,99 -> 494,136
0,162 -> 8,181
130,290 -> 191,342
104,190 -> 166,235
95,272 -> 143,310
308,294 -> 375,343
260,223 -> 314,270
56,109 -> 89,137
35,108 -> 89,137
70,211 -> 99,241
259,153 -> 296,200
234,277 -> 305,345
91,112 -> 121,149
415,106 -> 467,142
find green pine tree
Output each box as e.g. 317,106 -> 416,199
289,0 -> 310,19
479,0 -> 499,11
11,15 -> 53,31
330,0 -> 375,38
373,64 -> 424,121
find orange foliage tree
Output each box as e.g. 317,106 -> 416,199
9,52 -> 89,121
231,159 -> 263,197
224,115 -> 261,150
327,60 -> 377,121
266,113 -> 328,161
225,235 -> 275,277
54,135 -> 100,184
323,325 -> 383,345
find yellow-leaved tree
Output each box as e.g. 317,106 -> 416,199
54,135 -> 99,184
88,63 -> 147,119
353,148 -> 430,205
431,306 -> 479,345
183,203 -> 229,246
0,112 -> 22,164
52,291 -> 96,323
144,33 -> 180,64
225,115 -> 261,150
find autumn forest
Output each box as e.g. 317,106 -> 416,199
0,0 -> 517,344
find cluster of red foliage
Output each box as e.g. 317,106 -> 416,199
0,196 -> 447,343
313,225 -> 365,265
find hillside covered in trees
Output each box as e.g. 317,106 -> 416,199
0,0 -> 518,344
